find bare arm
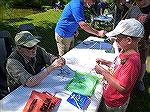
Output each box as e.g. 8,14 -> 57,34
26,65 -> 54,87
94,64 -> 127,93
6,57 -> 65,87
26,57 -> 65,87
78,21 -> 106,37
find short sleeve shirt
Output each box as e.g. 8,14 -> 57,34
55,0 -> 85,37
126,6 -> 142,19
103,51 -> 141,107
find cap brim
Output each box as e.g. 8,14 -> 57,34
23,39 -> 40,47
105,30 -> 120,39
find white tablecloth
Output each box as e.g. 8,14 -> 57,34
0,36 -> 117,112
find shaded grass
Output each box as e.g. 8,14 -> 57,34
127,72 -> 150,112
0,7 -> 150,111
146,57 -> 150,72
0,8 -> 91,55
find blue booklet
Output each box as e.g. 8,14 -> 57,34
67,92 -> 91,109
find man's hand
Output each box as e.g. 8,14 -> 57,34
51,57 -> 66,69
98,30 -> 107,37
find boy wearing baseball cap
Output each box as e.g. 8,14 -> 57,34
6,31 -> 65,91
95,18 -> 144,112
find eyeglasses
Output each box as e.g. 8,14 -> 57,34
20,45 -> 37,50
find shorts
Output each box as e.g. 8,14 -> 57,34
98,98 -> 130,112
55,33 -> 74,56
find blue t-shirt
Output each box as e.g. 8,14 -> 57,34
55,0 -> 85,38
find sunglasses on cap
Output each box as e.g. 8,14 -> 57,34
20,45 -> 37,50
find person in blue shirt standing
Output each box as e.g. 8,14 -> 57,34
55,0 -> 106,56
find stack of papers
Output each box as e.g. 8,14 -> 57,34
94,15 -> 113,22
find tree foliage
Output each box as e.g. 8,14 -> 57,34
0,0 -> 52,8
0,0 -> 70,9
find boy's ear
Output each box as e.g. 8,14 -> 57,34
126,37 -> 132,44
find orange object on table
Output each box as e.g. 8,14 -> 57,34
23,90 -> 61,112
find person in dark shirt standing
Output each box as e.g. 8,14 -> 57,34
126,0 -> 150,91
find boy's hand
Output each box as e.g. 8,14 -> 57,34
94,64 -> 106,75
96,58 -> 107,65
96,58 -> 112,67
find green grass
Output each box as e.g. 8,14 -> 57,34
0,7 -> 150,112
0,8 -> 90,55
146,57 -> 150,72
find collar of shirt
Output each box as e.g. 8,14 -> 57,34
119,50 -> 137,60
18,51 -> 36,65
